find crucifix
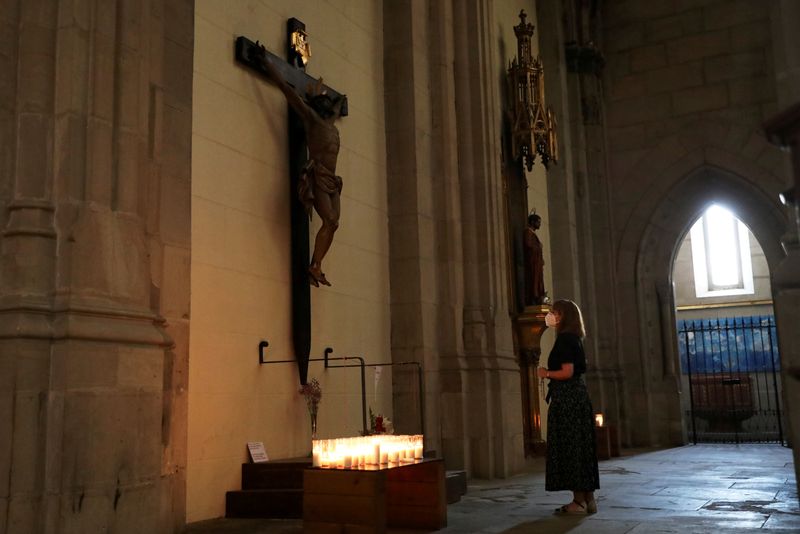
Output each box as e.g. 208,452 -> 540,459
235,19 -> 348,385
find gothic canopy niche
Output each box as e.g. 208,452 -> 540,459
506,10 -> 558,171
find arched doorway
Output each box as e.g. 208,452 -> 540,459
671,204 -> 785,444
617,165 -> 788,447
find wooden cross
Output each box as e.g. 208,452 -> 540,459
235,19 -> 348,385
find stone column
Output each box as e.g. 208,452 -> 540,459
448,0 -> 522,478
385,0 -> 524,478
0,3 -> 59,529
767,0 -> 800,492
0,1 -> 192,532
536,0 -> 624,440
383,0 -> 461,460
535,0 -> 582,303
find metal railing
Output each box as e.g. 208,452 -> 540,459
258,342 -> 425,444
677,315 -> 784,444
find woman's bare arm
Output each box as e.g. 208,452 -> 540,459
537,363 -> 574,380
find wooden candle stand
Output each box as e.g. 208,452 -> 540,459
303,458 -> 446,532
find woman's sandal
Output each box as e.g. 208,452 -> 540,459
554,500 -> 588,515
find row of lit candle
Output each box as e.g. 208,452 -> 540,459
312,435 -> 424,469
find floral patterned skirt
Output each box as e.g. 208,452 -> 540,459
545,378 -> 600,492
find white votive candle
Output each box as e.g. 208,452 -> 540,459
312,452 -> 321,467
343,455 -> 352,468
414,446 -> 423,459
373,444 -> 380,465
380,451 -> 389,464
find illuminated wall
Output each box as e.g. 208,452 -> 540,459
190,0 -> 390,520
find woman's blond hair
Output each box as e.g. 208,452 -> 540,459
552,299 -> 586,338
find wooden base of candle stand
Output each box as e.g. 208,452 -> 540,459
608,424 -> 620,457
386,459 -> 446,529
595,426 -> 611,460
303,459 -> 446,533
304,468 -> 386,532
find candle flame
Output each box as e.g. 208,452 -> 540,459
312,434 -> 424,469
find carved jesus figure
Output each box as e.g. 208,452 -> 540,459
257,47 -> 345,287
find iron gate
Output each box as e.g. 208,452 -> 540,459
677,315 -> 785,444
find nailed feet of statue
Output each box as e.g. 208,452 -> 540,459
308,264 -> 331,287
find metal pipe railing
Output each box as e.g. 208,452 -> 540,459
259,341 -> 426,445
324,348 -> 425,449
366,361 -> 425,446
258,341 -> 367,435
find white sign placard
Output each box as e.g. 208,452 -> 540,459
247,442 -> 269,463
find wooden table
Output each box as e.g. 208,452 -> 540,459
303,458 -> 446,533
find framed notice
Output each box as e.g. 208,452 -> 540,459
247,442 -> 269,463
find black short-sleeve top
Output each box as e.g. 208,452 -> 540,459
547,332 -> 587,376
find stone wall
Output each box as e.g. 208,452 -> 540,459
0,0 -> 193,532
602,0 -> 792,446
189,0 -> 390,522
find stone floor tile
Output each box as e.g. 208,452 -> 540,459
729,481 -> 789,490
761,512 -> 800,530
495,516 -> 589,534
567,519 -> 641,533
626,518 -> 765,533
607,494 -> 711,511
655,486 -> 779,501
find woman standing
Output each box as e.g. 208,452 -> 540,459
537,299 -> 600,514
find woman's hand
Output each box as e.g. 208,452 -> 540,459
536,367 -> 549,379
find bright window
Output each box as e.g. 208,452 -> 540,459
689,205 -> 754,298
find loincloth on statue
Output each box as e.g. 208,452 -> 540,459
298,159 -> 343,217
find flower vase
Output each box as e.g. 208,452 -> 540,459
309,405 -> 318,441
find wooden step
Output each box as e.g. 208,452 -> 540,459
445,470 -> 467,504
241,459 -> 310,490
225,489 -> 304,518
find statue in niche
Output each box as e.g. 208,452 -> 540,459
256,46 -> 345,287
524,212 -> 547,305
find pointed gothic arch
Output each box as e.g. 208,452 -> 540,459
613,129 -> 789,446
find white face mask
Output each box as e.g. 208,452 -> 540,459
545,312 -> 558,328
